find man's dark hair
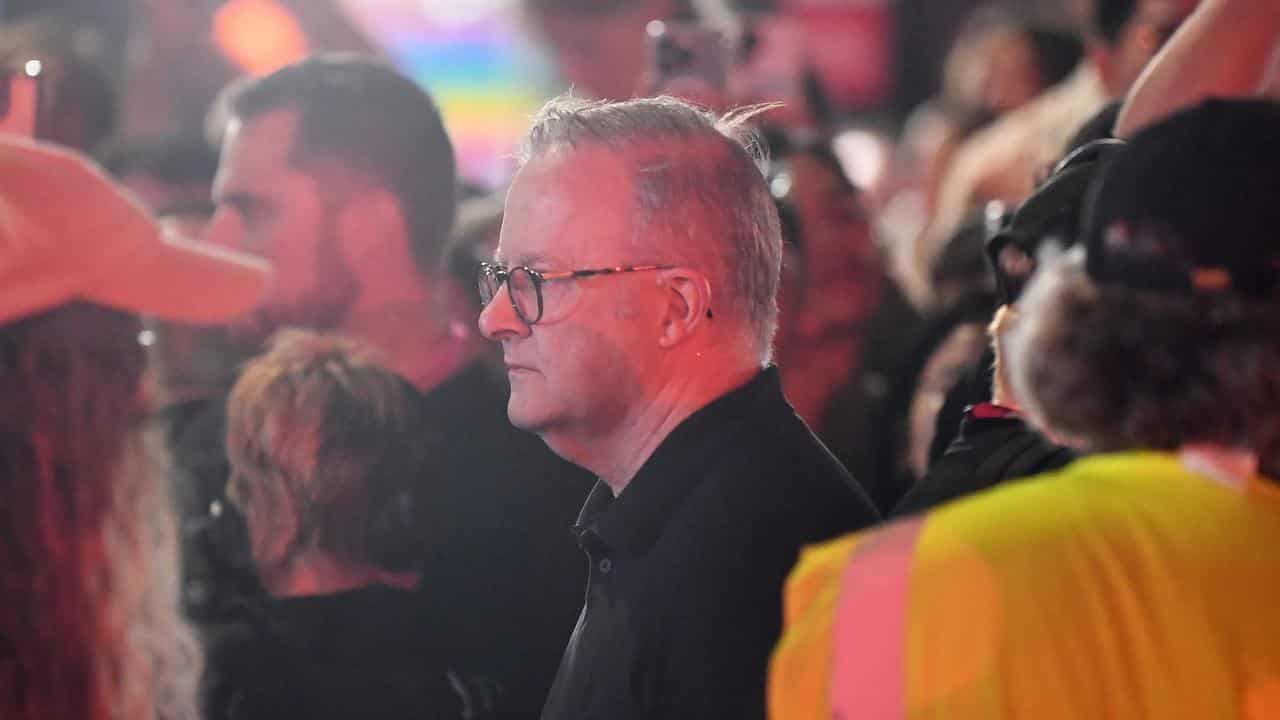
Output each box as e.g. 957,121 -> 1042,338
1026,26 -> 1084,87
1092,0 -> 1137,46
222,54 -> 457,276
98,134 -> 219,187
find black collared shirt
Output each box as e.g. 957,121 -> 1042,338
541,367 -> 879,720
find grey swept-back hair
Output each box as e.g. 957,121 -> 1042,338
519,94 -> 783,356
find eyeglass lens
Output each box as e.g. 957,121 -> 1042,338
508,268 -> 540,323
479,265 -> 543,324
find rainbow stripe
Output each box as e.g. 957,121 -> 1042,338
342,0 -> 558,187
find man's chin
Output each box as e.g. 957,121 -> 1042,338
506,397 -> 554,435
506,407 -> 542,433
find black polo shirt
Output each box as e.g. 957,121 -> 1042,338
541,366 -> 879,720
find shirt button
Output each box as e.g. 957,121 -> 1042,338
598,557 -> 613,574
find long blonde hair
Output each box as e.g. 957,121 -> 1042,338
0,303 -> 201,720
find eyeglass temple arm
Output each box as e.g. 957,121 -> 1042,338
539,265 -> 673,281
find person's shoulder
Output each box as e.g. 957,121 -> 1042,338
735,396 -> 856,481
896,451 -> 1207,573
895,418 -> 1076,515
714,409 -> 877,532
795,455 -> 1105,582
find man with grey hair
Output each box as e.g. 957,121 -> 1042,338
478,94 -> 878,719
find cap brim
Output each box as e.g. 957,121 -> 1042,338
86,232 -> 270,325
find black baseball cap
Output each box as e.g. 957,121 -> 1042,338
986,138 -> 1126,304
1082,99 -> 1280,298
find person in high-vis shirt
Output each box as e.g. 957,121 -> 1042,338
769,99 -> 1280,719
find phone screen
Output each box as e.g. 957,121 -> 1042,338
0,70 -> 40,137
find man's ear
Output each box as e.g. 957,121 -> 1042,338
657,268 -> 712,348
334,187 -> 410,271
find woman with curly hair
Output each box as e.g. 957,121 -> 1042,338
0,138 -> 267,720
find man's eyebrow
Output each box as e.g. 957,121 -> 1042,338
506,253 -> 551,267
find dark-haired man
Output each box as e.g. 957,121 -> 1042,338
202,54 -> 594,718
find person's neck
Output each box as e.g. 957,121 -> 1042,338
551,354 -> 763,497
338,276 -> 485,393
266,552 -> 419,598
988,380 -> 1022,414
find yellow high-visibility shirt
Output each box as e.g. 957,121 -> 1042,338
770,451 -> 1280,719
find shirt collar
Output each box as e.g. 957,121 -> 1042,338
968,402 -> 1020,421
573,366 -> 785,557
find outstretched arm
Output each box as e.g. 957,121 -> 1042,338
1115,0 -> 1280,138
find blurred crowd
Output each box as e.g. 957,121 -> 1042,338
3,0 -> 1280,718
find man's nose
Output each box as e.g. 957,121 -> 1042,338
478,283 -> 531,341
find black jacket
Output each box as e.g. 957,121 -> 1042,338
204,585 -> 494,720
892,403 -> 1077,517
541,367 -> 880,719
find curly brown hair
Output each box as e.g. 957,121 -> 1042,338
1006,252 -> 1280,474
0,303 -> 200,720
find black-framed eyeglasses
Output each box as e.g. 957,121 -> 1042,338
478,262 -> 674,325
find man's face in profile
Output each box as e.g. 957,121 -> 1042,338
479,147 -> 660,453
206,107 -> 358,346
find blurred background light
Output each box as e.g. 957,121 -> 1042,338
213,0 -> 310,76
